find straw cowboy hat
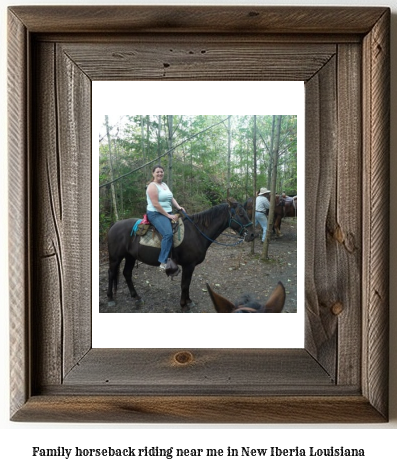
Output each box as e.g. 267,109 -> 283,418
258,187 -> 271,195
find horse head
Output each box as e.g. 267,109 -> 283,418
227,197 -> 255,242
206,282 -> 286,313
275,194 -> 286,207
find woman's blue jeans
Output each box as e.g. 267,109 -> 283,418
255,211 -> 268,242
146,210 -> 173,264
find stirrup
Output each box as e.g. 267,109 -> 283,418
168,266 -> 181,279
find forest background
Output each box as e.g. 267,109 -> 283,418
99,114 -> 298,241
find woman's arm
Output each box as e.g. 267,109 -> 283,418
172,198 -> 185,213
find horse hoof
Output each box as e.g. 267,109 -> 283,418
135,298 -> 144,306
186,301 -> 196,308
108,300 -> 116,307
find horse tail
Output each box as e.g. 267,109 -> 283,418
107,225 -> 121,296
113,264 -> 120,294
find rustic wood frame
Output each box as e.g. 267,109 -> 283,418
8,6 -> 390,423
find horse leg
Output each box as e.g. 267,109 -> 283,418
274,215 -> 283,237
180,264 -> 196,310
123,254 -> 142,304
107,256 -> 122,306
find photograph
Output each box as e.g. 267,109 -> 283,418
97,114 -> 299,315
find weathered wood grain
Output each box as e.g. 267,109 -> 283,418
305,43 -> 364,385
362,9 -> 390,419
60,42 -> 336,81
8,6 -> 387,34
31,41 -> 92,387
32,41 -> 63,389
11,396 -> 385,424
8,6 -> 390,423
8,9 -> 30,419
63,349 -> 333,391
335,44 -> 363,386
55,44 -> 92,376
304,57 -> 338,378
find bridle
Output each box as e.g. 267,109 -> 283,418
233,306 -> 263,313
229,206 -> 253,237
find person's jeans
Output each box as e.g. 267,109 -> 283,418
146,210 -> 173,264
255,211 -> 268,242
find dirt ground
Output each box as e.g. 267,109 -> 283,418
99,219 -> 297,313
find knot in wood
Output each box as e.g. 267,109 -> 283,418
331,302 -> 344,316
174,351 -> 194,365
333,225 -> 344,244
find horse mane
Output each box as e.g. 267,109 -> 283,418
233,294 -> 263,313
188,203 -> 228,228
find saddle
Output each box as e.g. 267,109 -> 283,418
281,196 -> 297,217
282,196 -> 295,204
137,216 -> 185,249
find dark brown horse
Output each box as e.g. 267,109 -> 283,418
206,282 -> 285,313
244,194 -> 297,237
107,198 -> 255,310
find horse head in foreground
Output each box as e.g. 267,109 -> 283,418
206,282 -> 286,313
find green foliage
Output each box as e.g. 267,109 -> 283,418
98,115 -> 298,241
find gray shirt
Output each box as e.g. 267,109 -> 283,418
255,195 -> 270,213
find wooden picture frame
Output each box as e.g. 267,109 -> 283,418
8,6 -> 390,423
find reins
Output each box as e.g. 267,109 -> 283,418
180,207 -> 252,247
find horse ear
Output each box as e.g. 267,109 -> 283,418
227,197 -> 237,207
206,283 -> 235,313
264,282 -> 286,313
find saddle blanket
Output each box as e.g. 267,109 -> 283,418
139,217 -> 185,249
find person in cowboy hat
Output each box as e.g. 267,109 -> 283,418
255,187 -> 271,243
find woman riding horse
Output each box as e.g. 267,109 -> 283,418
146,164 -> 185,272
107,198 -> 254,310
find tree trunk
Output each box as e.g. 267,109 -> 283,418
105,115 -> 119,221
251,115 -> 257,254
146,115 -> 150,181
140,115 -> 148,183
267,116 -> 276,186
227,115 -> 231,199
112,137 -> 123,217
157,114 -> 162,164
167,115 -> 173,190
262,115 -> 282,259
